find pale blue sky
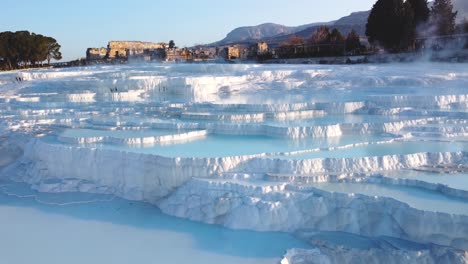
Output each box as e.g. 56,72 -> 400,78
0,0 -> 376,61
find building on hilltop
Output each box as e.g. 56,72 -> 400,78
86,40 -> 271,62
86,41 -> 167,61
192,46 -> 218,61
86,48 -> 107,60
166,48 -> 193,62
253,42 -> 269,55
107,41 -> 167,59
219,42 -> 269,60
226,45 -> 241,60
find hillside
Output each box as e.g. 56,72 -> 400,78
334,11 -> 370,26
212,11 -> 368,46
210,0 -> 467,48
265,24 -> 366,47
214,21 -> 333,45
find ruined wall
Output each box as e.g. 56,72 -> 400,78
257,42 -> 269,54
107,41 -> 166,59
86,48 -> 107,60
227,45 -> 240,59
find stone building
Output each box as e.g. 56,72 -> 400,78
227,45 -> 241,59
192,47 -> 218,60
256,42 -> 269,54
145,48 -> 167,61
107,41 -> 167,59
223,44 -> 261,60
86,48 -> 107,60
166,48 -> 193,62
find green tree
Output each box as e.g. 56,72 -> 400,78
308,27 -> 331,56
329,29 -> 344,43
30,34 -> 48,65
430,0 -> 457,36
408,0 -> 430,26
0,30 -> 62,70
401,1 -> 416,50
15,31 -> 33,66
310,27 -> 330,44
462,18 -> 468,49
329,28 -> 345,55
284,35 -> 304,46
366,0 -> 414,51
345,29 -> 361,53
168,40 -> 175,49
46,37 -> 62,64
0,31 -> 17,70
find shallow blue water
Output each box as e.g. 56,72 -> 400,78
280,140 -> 468,159
265,114 -> 418,127
0,182 -> 309,264
61,128 -> 192,138
313,182 -> 468,215
62,134 -> 394,157
382,170 -> 468,191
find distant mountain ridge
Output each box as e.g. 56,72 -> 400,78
212,11 -> 368,46
334,11 -> 370,26
216,21 -> 334,45
211,0 -> 467,47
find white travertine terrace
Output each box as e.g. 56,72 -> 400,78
0,63 -> 467,263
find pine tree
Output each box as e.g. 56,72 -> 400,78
329,29 -> 345,55
463,18 -> 468,49
329,29 -> 344,44
285,35 -> 304,46
46,38 -> 62,65
366,0 -> 408,51
401,1 -> 416,50
310,27 -> 330,44
345,30 -> 361,52
407,0 -> 430,25
0,31 -> 62,69
168,40 -> 175,49
430,0 -> 458,36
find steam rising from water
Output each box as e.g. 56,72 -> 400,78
454,0 -> 468,22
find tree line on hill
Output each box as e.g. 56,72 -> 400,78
276,28 -> 363,58
275,0 -> 467,58
0,31 -> 62,71
366,0 -> 467,52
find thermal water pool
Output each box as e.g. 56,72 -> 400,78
313,182 -> 468,215
1,63 -> 468,263
277,140 -> 468,159
60,128 -> 193,138
382,170 -> 468,191
53,132 -> 395,157
0,182 -> 309,264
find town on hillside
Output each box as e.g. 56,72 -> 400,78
85,40 -> 271,64
2,0 -> 468,70
83,0 -> 468,66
